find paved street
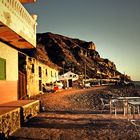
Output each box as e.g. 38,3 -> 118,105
10,86 -> 140,140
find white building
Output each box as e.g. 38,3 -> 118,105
59,71 -> 79,88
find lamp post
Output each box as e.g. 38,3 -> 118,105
85,63 -> 86,80
62,61 -> 65,74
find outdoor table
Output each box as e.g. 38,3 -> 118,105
110,98 -> 118,115
128,101 -> 140,119
110,97 -> 140,116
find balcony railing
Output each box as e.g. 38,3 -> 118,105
19,0 -> 36,3
0,0 -> 37,48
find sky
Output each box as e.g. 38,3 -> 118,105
24,0 -> 140,81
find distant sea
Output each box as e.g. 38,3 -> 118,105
132,81 -> 140,86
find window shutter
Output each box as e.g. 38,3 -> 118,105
0,58 -> 6,80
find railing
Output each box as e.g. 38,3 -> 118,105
0,0 -> 36,33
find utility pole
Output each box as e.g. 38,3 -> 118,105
62,61 -> 65,74
85,63 -> 86,81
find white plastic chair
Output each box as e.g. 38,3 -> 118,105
100,98 -> 110,113
129,119 -> 140,138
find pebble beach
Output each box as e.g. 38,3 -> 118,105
10,84 -> 140,140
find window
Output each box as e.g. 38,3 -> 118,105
0,58 -> 6,80
28,57 -> 32,61
39,80 -> 42,91
46,69 -> 48,75
38,66 -> 42,78
31,64 -> 35,73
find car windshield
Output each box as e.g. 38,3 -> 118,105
46,83 -> 53,86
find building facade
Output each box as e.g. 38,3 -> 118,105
26,56 -> 59,96
0,0 -> 37,104
59,71 -> 79,88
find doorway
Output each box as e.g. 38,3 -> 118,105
18,52 -> 27,99
68,79 -> 72,87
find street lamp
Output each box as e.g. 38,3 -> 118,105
85,63 -> 86,80
62,61 -> 65,74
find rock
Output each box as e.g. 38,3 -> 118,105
35,32 -> 128,80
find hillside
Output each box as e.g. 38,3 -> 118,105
36,32 -> 128,80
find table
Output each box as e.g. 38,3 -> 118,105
110,97 -> 140,116
128,101 -> 140,119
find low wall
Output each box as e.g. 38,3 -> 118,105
0,100 -> 40,138
0,107 -> 20,137
22,100 -> 40,122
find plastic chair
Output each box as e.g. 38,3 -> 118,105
100,98 -> 110,113
129,119 -> 140,138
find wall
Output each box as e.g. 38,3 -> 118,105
0,41 -> 18,104
26,57 -> 59,96
0,107 -> 20,137
0,0 -> 36,48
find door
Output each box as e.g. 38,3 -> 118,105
18,52 -> 27,99
18,71 -> 27,99
68,79 -> 72,87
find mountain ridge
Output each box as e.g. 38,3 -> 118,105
36,32 -> 130,80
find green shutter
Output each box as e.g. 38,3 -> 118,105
0,58 -> 6,80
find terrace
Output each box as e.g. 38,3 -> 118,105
0,0 -> 37,49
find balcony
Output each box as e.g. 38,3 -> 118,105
20,0 -> 36,3
0,0 -> 37,49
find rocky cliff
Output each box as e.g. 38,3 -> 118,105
36,32 -> 128,80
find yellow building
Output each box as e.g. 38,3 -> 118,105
0,0 -> 37,104
26,55 -> 59,96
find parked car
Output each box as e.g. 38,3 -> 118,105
43,83 -> 54,92
53,81 -> 63,90
84,82 -> 91,88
